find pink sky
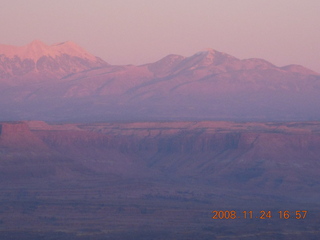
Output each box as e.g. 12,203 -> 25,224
1,0 -> 319,72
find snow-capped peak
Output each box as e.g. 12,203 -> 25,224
0,40 -> 98,62
191,48 -> 223,66
195,48 -> 217,56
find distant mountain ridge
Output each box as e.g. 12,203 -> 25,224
0,40 -> 107,81
0,40 -> 319,121
0,40 -> 97,61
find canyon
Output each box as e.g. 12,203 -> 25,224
1,41 -> 320,239
0,121 -> 320,239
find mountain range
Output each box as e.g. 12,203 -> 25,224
0,40 -> 319,121
1,40 -> 320,238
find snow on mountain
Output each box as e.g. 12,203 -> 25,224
0,40 -> 319,121
0,40 -> 98,62
147,54 -> 185,76
0,40 -> 108,81
280,64 -> 319,75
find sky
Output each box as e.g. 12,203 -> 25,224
1,0 -> 319,72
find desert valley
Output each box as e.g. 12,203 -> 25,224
0,41 -> 320,239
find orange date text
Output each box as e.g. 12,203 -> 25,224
211,210 -> 307,219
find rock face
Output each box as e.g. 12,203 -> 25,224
1,121 -> 320,238
0,121 -> 31,135
1,121 -> 319,200
0,41 -> 320,121
0,121 -> 49,151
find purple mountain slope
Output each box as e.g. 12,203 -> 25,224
0,40 -> 107,81
0,41 -> 319,121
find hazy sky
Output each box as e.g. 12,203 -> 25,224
1,0 -> 319,72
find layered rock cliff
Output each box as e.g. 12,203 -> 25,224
0,121 -> 312,200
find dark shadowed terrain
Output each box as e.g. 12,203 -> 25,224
0,121 -> 320,239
